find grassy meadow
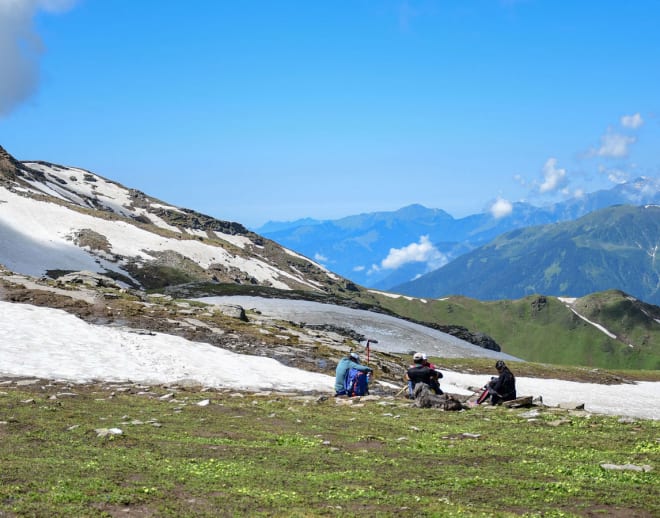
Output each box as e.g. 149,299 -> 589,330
1,376 -> 658,517
373,291 -> 660,370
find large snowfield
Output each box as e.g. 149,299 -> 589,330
1,300 -> 659,420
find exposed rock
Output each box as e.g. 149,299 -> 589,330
15,379 -> 40,386
546,418 -> 571,427
600,463 -> 653,472
557,402 -> 585,410
214,304 -> 248,321
56,271 -> 120,289
411,383 -> 465,411
94,427 -> 123,437
416,322 -> 501,351
531,296 -> 547,312
501,396 -> 534,408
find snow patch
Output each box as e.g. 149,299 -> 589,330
185,228 -> 209,238
568,308 -> 617,339
1,299 -> 658,420
214,232 -> 253,249
151,203 -> 184,213
367,290 -> 422,302
0,301 -> 334,392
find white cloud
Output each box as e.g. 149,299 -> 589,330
380,235 -> 447,271
596,132 -> 636,158
314,252 -> 328,263
352,265 -> 365,272
0,0 -> 78,116
489,197 -> 513,219
604,168 -> 628,184
539,158 -> 567,193
621,112 -> 644,129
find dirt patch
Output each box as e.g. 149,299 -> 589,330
91,503 -> 159,518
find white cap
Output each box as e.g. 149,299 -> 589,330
413,352 -> 424,361
350,352 -> 360,361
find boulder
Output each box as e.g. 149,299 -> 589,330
214,304 -> 248,321
501,396 -> 534,408
412,383 -> 465,411
57,270 -> 119,289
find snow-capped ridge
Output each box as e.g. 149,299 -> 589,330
0,146 -> 349,293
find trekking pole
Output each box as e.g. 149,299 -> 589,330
363,338 -> 378,366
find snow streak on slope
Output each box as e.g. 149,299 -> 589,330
23,162 -> 137,216
558,297 -> 617,339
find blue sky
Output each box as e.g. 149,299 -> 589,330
1,1 -> 658,228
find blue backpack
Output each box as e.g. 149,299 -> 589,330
344,368 -> 369,397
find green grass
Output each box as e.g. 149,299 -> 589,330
1,380 -> 658,517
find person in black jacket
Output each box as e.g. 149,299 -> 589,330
477,360 -> 516,405
421,353 -> 443,395
406,352 -> 442,397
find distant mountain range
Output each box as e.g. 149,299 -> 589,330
394,205 -> 660,305
256,178 -> 660,296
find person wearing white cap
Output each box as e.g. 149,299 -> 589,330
406,352 -> 442,398
334,351 -> 373,396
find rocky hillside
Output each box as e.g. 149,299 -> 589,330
0,145 -> 509,356
0,265 -> 412,389
0,145 -> 355,294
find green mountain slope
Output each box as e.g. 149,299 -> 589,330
394,204 -> 660,305
372,290 -> 660,370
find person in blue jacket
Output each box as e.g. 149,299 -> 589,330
334,352 -> 373,396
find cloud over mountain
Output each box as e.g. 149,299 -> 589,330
539,158 -> 567,193
489,197 -> 513,219
375,235 -> 447,272
596,132 -> 636,158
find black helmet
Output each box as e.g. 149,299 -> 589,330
495,360 -> 505,370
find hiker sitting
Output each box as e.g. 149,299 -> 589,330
421,353 -> 443,395
477,360 -> 516,405
334,352 -> 372,397
406,352 -> 442,398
